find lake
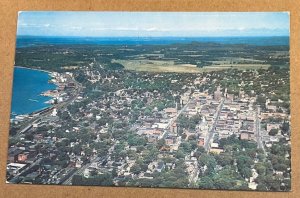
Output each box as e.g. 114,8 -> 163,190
16,36 -> 289,48
11,67 -> 56,117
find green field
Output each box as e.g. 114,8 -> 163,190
113,59 -> 271,73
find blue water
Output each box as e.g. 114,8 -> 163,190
16,36 -> 289,48
12,36 -> 289,116
11,67 -> 56,117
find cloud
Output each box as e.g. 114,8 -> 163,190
16,12 -> 289,37
19,23 -> 47,28
145,27 -> 157,31
71,26 -> 83,30
115,27 -> 140,31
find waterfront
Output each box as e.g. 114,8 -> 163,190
7,12 -> 291,191
11,67 -> 56,117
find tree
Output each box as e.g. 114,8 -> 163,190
256,95 -> 266,105
281,121 -> 289,135
175,149 -> 185,159
60,111 -> 71,120
130,164 -> 142,175
179,142 -> 192,154
71,175 -> 83,185
190,140 -> 198,150
143,147 -> 159,163
240,167 -> 252,179
214,177 -> 234,189
236,155 -> 253,176
144,107 -> 152,116
24,133 -> 34,141
10,126 -> 20,136
127,133 -> 147,146
198,176 -> 215,189
112,168 -> 118,177
157,139 -> 166,149
72,173 -> 113,186
105,62 -> 124,70
256,183 -> 268,191
199,154 -> 217,176
269,128 -> 278,136
216,154 -> 233,167
255,163 -> 266,175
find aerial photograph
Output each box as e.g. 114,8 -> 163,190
7,12 -> 290,191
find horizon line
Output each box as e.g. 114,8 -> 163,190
17,35 -> 290,38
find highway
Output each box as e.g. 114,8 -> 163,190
204,98 -> 225,151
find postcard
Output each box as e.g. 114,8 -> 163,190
6,12 -> 290,191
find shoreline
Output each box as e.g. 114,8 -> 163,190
14,65 -> 52,74
11,66 -> 59,120
11,101 -> 53,121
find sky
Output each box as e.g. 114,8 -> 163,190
17,12 -> 290,37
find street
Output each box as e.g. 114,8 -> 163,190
255,106 -> 266,154
204,98 -> 225,151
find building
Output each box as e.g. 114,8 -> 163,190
7,148 -> 23,163
267,105 -> 277,112
210,142 -> 224,154
240,131 -> 255,141
266,123 -> 281,132
156,162 -> 165,173
198,137 -> 205,147
170,123 -> 178,134
7,163 -> 27,175
214,87 -> 222,101
17,153 -> 28,163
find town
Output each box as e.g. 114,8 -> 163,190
7,42 -> 291,191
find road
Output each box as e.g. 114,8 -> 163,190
14,77 -> 82,137
8,158 -> 43,183
188,162 -> 200,186
255,106 -> 266,154
7,74 -> 83,184
63,143 -> 116,185
204,98 -> 225,151
166,98 -> 192,131
62,156 -> 99,185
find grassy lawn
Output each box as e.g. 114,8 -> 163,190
113,59 -> 270,73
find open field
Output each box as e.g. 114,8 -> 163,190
113,59 -> 271,73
